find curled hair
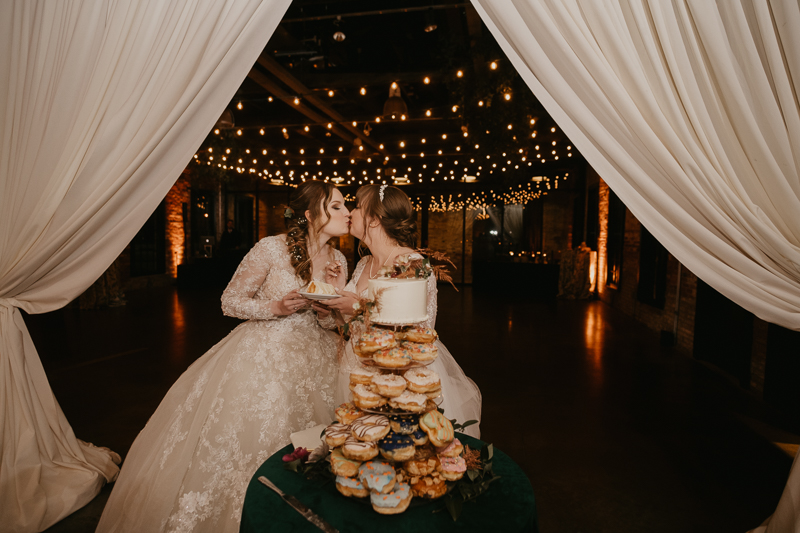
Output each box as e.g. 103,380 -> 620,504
285,181 -> 336,283
355,185 -> 417,249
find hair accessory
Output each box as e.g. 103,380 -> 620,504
284,207 -> 294,219
379,184 -> 388,202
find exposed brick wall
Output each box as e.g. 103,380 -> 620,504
165,171 -> 191,277
426,209 -> 473,284
596,177 -> 697,355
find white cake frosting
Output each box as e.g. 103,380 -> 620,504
368,278 -> 428,325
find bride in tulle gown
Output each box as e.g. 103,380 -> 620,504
97,181 -> 350,533
325,184 -> 482,438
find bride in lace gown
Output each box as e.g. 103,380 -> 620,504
326,184 -> 482,438
97,182 -> 349,533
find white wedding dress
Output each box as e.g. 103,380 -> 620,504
334,257 -> 482,438
97,236 -> 344,533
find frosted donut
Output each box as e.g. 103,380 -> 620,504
370,482 -> 412,514
419,410 -> 454,448
350,366 -> 381,387
388,414 -> 419,435
424,387 -> 442,399
350,414 -> 391,442
436,437 -> 464,458
410,428 -> 429,446
335,402 -> 363,425
336,475 -> 368,498
402,325 -> 437,344
370,373 -> 407,397
410,472 -> 447,499
403,446 -> 439,476
330,447 -> 361,477
388,390 -> 428,413
403,368 -> 441,393
438,456 -> 467,481
373,346 -> 412,369
351,384 -> 388,409
358,460 -> 396,494
403,341 -> 438,362
378,432 -> 416,462
342,436 -> 379,461
324,423 -> 351,448
356,327 -> 397,354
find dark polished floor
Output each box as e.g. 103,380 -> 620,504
26,283 -> 797,532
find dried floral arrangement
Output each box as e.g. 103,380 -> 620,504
374,249 -> 458,291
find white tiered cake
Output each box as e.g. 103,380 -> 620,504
367,278 -> 428,325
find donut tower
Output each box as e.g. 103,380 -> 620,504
326,279 -> 467,514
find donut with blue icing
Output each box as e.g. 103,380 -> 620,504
336,475 -> 368,498
378,432 -> 416,462
358,460 -> 396,494
388,413 -> 419,435
410,428 -> 429,446
370,482 -> 412,514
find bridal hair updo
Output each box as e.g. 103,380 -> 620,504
285,180 -> 336,283
356,184 -> 417,248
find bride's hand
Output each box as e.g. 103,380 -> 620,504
324,290 -> 360,315
324,260 -> 345,289
311,302 -> 331,319
275,289 -> 308,315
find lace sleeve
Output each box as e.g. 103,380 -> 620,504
424,274 -> 438,329
317,248 -> 348,330
221,238 -> 278,320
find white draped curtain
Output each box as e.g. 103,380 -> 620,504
471,0 -> 800,530
0,1 -> 291,531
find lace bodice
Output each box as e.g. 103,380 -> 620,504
345,256 -> 437,329
222,235 -> 347,322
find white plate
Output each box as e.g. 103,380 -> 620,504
298,291 -> 339,301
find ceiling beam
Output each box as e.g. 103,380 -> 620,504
246,68 -> 355,146
256,54 -> 390,158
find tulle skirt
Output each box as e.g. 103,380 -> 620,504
335,339 -> 482,439
97,315 -> 338,533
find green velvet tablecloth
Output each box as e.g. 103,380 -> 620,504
240,433 -> 538,533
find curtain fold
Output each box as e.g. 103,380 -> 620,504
472,0 -> 800,331
471,1 -> 799,530
0,1 -> 291,531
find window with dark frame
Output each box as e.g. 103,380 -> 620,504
606,189 -> 625,289
637,225 -> 669,308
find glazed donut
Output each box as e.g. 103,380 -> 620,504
378,432 -> 416,462
403,368 -> 441,393
370,482 -> 412,514
336,475 -> 368,498
350,414 -> 391,442
403,446 -> 439,477
350,366 -> 381,387
370,373 -> 407,397
436,437 -> 464,458
335,402 -> 363,425
410,472 -> 447,499
402,341 -> 438,362
342,436 -> 379,461
330,447 -> 361,477
351,384 -> 388,410
358,460 -> 396,494
438,456 -> 467,481
388,414 -> 419,435
324,422 -> 351,448
424,387 -> 442,399
388,390 -> 428,413
356,327 -> 397,354
419,410 -> 454,448
401,325 -> 437,344
372,346 -> 412,369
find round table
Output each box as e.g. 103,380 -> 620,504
240,433 -> 538,532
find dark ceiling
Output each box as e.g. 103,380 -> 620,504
193,0 -> 585,209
